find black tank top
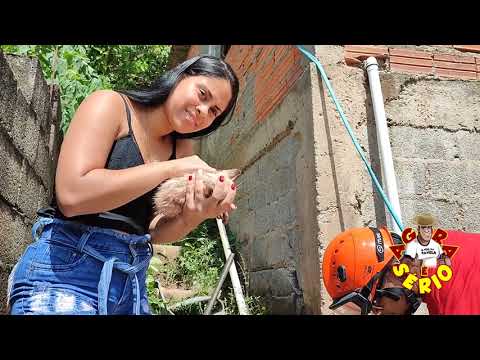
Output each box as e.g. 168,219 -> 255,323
39,93 -> 176,235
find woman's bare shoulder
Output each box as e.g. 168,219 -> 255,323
81,89 -> 124,112
67,89 -> 126,135
57,89 -> 127,178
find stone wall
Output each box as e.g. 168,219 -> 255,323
0,51 -> 62,313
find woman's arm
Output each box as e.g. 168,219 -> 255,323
56,90 -> 213,217
149,213 -> 202,244
146,138 -> 200,243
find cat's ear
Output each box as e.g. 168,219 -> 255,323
225,169 -> 241,180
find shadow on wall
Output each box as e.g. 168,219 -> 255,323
317,71 -> 346,233
363,80 -> 388,228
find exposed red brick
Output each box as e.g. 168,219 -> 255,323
256,50 -> 296,97
390,56 -> 433,67
476,57 -> 480,72
274,46 -> 291,63
225,46 -> 241,66
344,51 -> 373,61
261,83 -> 293,120
283,64 -> 304,92
256,76 -> 280,119
434,60 -> 476,72
256,65 -> 303,123
225,45 -> 240,60
256,62 -> 277,88
344,50 -> 388,67
389,48 -> 432,59
238,57 -> 256,80
344,45 -> 388,56
187,45 -> 200,59
433,53 -> 475,64
256,64 -> 278,93
390,63 -> 434,75
262,61 -> 298,99
252,45 -> 265,59
225,46 -> 248,92
258,45 -> 276,60
254,46 -> 276,74
293,47 -> 304,65
435,68 -> 477,80
453,45 -> 480,54
237,46 -> 255,70
256,52 -> 296,98
345,56 -> 363,66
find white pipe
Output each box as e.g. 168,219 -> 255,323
206,44 -> 248,314
216,218 -> 250,315
365,57 -> 403,234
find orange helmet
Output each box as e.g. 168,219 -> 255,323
322,227 -> 406,314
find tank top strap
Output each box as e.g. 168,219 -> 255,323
169,135 -> 177,160
118,93 -> 133,135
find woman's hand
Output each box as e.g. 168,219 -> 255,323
217,211 -> 231,225
168,155 -> 216,178
182,170 -> 237,227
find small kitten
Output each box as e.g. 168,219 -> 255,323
152,168 -> 241,226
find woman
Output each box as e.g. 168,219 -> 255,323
7,55 -> 240,315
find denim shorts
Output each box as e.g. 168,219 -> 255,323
8,216 -> 153,315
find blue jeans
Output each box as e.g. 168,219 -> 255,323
8,216 -> 153,315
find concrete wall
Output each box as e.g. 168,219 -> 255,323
191,45 -> 322,314
384,74 -> 480,231
314,45 -> 480,314
172,45 -> 480,314
0,51 -> 62,313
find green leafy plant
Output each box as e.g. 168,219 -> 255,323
0,44 -> 267,315
147,219 -> 268,315
0,45 -> 171,134
85,45 -> 171,90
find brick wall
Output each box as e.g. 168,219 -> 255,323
345,45 -> 480,80
187,45 -> 200,59
224,46 -> 304,123
196,45 -> 315,313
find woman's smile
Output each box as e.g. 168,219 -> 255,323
185,109 -> 199,128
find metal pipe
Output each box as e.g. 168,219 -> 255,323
204,253 -> 235,315
168,296 -> 211,311
216,218 -> 250,315
365,57 -> 403,235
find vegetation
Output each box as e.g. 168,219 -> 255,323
0,45 -> 266,315
0,45 -> 171,134
146,219 -> 268,315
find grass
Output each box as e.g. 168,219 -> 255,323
146,219 -> 268,315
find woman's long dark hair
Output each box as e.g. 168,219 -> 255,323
118,55 -> 239,139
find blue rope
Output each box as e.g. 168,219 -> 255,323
296,45 -> 404,232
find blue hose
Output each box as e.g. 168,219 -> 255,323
296,45 -> 404,232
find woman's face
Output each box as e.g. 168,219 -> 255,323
165,75 -> 232,134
